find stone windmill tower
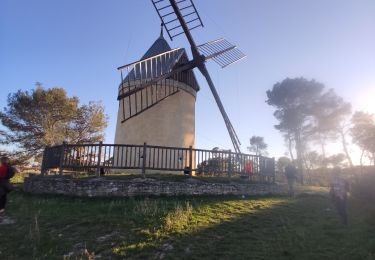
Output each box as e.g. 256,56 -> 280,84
115,0 -> 246,173
114,29 -> 200,149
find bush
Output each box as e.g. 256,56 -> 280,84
10,171 -> 37,184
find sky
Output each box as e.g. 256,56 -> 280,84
1,0 -> 375,162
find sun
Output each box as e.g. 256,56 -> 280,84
356,87 -> 375,114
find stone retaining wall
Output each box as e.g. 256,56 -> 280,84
24,176 -> 286,197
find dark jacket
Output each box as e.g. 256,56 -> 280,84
0,163 -> 9,179
285,164 -> 297,180
0,163 -> 13,196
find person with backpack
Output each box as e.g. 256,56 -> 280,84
0,156 -> 16,214
284,163 -> 298,197
330,167 -> 350,225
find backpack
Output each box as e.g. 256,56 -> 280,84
285,165 -> 297,179
6,166 -> 17,179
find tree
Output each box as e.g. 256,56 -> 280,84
304,151 -> 324,170
247,136 -> 268,156
66,101 -> 108,144
0,87 -> 108,160
309,89 -> 352,166
336,119 -> 354,168
350,111 -> 375,166
267,77 -> 354,180
266,77 -> 325,182
197,147 -> 227,176
276,156 -> 291,174
283,132 -> 295,162
326,153 -> 347,168
0,149 -> 31,166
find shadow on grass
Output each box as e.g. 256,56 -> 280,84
114,193 -> 375,260
1,191 -> 277,259
1,191 -> 374,260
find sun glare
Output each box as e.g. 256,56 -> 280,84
356,87 -> 375,114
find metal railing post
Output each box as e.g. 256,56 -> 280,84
96,141 -> 103,177
228,149 -> 232,178
142,142 -> 147,178
189,146 -> 193,177
59,142 -> 66,175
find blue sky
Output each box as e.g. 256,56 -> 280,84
1,0 -> 375,160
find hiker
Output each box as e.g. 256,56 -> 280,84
0,156 -> 16,214
330,167 -> 350,225
244,161 -> 254,180
284,163 -> 298,197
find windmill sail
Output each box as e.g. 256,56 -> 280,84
198,38 -> 247,68
151,0 -> 203,40
150,0 -> 245,153
117,48 -> 184,100
117,40 -> 199,122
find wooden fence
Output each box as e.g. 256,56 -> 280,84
41,142 -> 275,180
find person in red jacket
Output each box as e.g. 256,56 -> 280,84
0,156 -> 11,214
244,161 -> 254,180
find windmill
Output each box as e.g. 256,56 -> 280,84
116,0 -> 246,154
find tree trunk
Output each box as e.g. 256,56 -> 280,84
321,142 -> 327,167
320,134 -> 326,160
319,134 -> 328,168
360,149 -> 365,174
321,142 -> 326,159
339,129 -> 353,167
287,133 -> 295,161
302,153 -> 311,184
295,131 -> 304,185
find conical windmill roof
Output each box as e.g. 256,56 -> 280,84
122,32 -> 200,91
141,34 -> 172,59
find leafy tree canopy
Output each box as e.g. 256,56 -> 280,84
266,77 -> 325,134
310,89 -> 351,134
247,136 -> 268,156
326,153 -> 347,168
266,77 -> 354,178
351,111 -> 375,165
0,87 -> 108,160
276,156 -> 291,173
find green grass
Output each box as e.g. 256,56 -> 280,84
0,187 -> 374,260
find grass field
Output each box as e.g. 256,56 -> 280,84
0,186 -> 374,260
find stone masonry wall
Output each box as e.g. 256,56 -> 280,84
24,176 -> 286,197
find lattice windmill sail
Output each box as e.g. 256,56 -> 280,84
152,0 -> 204,40
117,47 -> 198,122
197,38 -> 246,68
116,0 -> 246,155
114,30 -> 199,158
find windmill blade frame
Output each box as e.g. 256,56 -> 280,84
198,38 -> 247,68
150,0 -> 243,153
117,47 -> 198,123
117,49 -> 198,100
117,48 -> 185,100
151,0 -> 204,40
